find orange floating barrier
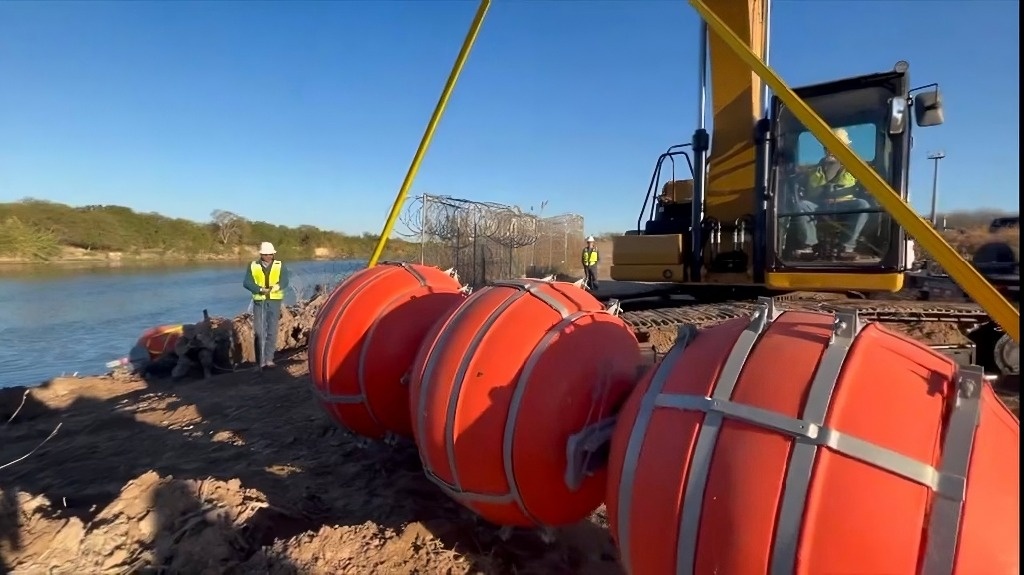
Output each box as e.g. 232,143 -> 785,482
136,324 -> 184,360
308,262 -> 466,440
409,279 -> 642,527
606,298 -> 1020,575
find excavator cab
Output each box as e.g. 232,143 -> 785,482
611,62 -> 945,297
764,64 -> 945,292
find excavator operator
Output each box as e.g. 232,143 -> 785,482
793,127 -> 872,256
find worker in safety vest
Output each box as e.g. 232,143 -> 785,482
242,241 -> 291,369
581,236 -> 599,291
795,127 -> 873,255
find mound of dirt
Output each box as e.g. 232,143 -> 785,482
0,355 -> 622,574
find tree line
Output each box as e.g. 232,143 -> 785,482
0,199 -> 418,262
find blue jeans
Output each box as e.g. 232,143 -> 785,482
796,200 -> 819,247
798,198 -> 871,251
252,299 -> 282,366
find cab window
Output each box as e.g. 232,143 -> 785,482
796,123 -> 877,166
775,117 -> 893,266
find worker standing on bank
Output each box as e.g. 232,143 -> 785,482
581,235 -> 599,291
242,242 -> 290,369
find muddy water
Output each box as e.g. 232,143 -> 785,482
0,259 -> 362,387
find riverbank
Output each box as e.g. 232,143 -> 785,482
0,259 -> 363,387
0,246 -> 346,267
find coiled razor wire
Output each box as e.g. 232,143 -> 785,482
398,193 -> 585,286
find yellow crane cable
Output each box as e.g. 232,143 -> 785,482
367,0 -> 491,268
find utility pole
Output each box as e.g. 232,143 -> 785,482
927,151 -> 946,227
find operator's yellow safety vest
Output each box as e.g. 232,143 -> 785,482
251,260 -> 284,301
807,164 -> 858,202
582,247 -> 598,266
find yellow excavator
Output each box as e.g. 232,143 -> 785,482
601,0 -> 1020,380
364,0 -> 1018,381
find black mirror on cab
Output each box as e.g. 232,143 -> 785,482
887,97 -> 908,135
914,89 -> 944,127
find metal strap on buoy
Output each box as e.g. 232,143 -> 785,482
615,297 -> 983,575
311,262 -> 429,411
417,277 -> 628,523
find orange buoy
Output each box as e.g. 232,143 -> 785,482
606,299 -> 1020,575
409,279 -> 642,527
136,324 -> 184,360
308,262 -> 466,440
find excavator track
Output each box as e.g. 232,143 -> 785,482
616,291 -> 1021,391
618,297 -> 991,332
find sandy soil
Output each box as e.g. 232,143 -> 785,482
0,356 -> 622,575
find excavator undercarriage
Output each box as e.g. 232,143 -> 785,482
589,282 -> 1019,380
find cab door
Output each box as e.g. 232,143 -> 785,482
765,70 -> 914,293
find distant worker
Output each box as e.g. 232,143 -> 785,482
242,242 -> 290,370
581,236 -> 599,291
796,127 -> 872,255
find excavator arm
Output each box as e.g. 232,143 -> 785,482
703,0 -> 767,224
611,0 -> 771,284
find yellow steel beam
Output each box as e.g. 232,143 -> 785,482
688,0 -> 1019,343
367,0 -> 491,268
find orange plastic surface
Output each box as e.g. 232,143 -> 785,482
408,280 -> 642,527
605,312 -> 1020,575
307,263 -> 465,439
136,324 -> 183,360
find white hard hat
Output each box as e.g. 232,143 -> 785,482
586,236 -> 595,242
832,127 -> 852,146
258,241 -> 277,255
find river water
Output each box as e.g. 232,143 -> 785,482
0,259 -> 363,388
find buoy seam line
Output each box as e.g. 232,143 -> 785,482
308,266 -> 400,431
417,281 -> 587,521
415,278 -> 475,476
772,310 -> 864,575
442,280 -> 574,514
356,291 -> 409,433
675,303 -> 776,575
444,290 -> 526,491
353,263 -> 430,432
615,322 -> 700,571
311,266 -> 389,396
503,310 -> 591,527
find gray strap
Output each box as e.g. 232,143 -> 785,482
675,298 -> 781,575
771,310 -> 864,574
920,366 -> 984,575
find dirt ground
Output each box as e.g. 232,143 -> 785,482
0,355 -> 622,575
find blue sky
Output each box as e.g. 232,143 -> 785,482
0,0 -> 1018,236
